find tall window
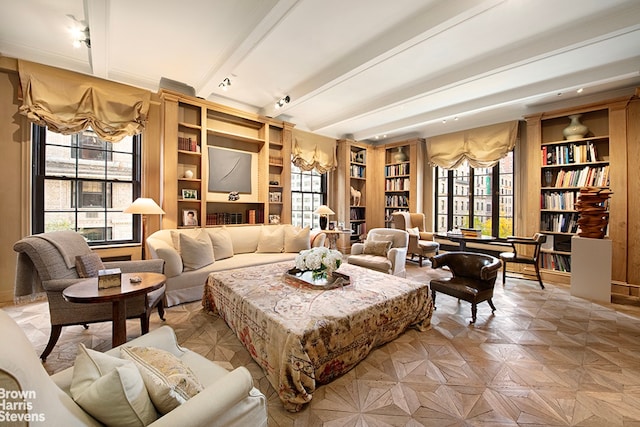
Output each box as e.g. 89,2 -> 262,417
290,165 -> 326,229
435,151 -> 514,238
32,125 -> 141,245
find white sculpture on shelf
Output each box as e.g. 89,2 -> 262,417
350,186 -> 361,206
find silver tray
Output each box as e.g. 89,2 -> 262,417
284,268 -> 350,290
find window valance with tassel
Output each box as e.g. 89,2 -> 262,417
427,121 -> 518,169
291,129 -> 337,173
17,60 -> 151,142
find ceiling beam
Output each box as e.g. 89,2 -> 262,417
85,0 -> 109,79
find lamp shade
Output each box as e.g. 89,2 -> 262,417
314,205 -> 335,216
123,198 -> 165,215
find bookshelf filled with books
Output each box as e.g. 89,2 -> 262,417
537,108 -> 611,278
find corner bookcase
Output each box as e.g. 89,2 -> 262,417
160,90 -> 291,229
381,139 -> 425,227
525,98 -> 630,286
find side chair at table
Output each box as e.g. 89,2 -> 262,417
499,233 -> 546,289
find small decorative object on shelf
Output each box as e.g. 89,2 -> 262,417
563,114 -> 589,140
184,169 -> 194,179
182,189 -> 197,199
294,247 -> 343,282
575,186 -> 612,239
393,146 -> 407,162
228,191 -> 239,201
350,186 -> 361,206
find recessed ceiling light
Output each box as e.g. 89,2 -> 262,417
577,88 -> 584,93
442,119 -> 447,124
557,92 -> 563,96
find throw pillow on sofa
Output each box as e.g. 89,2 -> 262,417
121,346 -> 203,414
170,228 -> 200,253
70,344 -> 157,427
257,225 -> 284,253
284,225 -> 311,253
180,230 -> 215,270
208,227 -> 234,260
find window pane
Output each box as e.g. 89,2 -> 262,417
498,151 -> 514,237
474,167 -> 492,234
436,166 -> 448,233
453,163 -> 470,229
36,126 -> 139,245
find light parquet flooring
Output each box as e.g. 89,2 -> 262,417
4,263 -> 640,426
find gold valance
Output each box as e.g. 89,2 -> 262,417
427,121 -> 518,169
17,60 -> 151,142
291,129 -> 337,173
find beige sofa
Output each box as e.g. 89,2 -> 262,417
147,225 -> 326,306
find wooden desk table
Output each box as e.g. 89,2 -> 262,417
435,233 -> 496,251
63,272 -> 166,347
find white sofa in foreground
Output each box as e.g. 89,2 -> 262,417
0,308 -> 267,427
147,224 -> 326,306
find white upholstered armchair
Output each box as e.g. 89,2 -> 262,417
347,228 -> 409,277
0,309 -> 267,426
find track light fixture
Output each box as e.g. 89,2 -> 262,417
72,27 -> 91,48
275,95 -> 290,109
218,78 -> 231,91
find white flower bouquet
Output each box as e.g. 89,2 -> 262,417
294,247 -> 342,280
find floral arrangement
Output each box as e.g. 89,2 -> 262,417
294,247 -> 342,280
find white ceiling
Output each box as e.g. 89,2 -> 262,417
1,0 -> 639,142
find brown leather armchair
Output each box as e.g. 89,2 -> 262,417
392,212 -> 439,266
429,252 -> 502,324
14,231 -> 166,360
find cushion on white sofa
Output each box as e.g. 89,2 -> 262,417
169,229 -> 200,253
70,344 -> 157,427
180,230 -> 215,271
225,225 -> 261,254
257,225 -> 284,253
121,346 -> 203,415
284,225 -> 311,253
208,227 -> 234,260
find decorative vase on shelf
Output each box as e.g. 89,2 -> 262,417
562,114 -> 589,140
393,147 -> 407,162
184,170 -> 194,179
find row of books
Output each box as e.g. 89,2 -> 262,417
350,150 -> 366,164
540,253 -> 571,272
385,163 -> 409,177
540,212 -> 579,233
269,156 -> 284,166
385,194 -> 408,208
542,142 -> 598,165
385,177 -> 410,191
350,207 -> 365,220
205,209 -> 264,225
552,165 -> 609,188
350,222 -> 366,238
541,191 -> 576,210
350,164 -> 365,178
178,137 -> 199,152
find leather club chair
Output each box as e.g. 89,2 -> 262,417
13,230 -> 166,361
429,251 -> 502,324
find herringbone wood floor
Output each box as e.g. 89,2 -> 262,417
4,262 -> 640,426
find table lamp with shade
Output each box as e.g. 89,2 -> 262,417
314,205 -> 335,230
123,198 -> 165,259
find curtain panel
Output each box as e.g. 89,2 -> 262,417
291,129 -> 337,173
427,121 -> 518,169
17,60 -> 151,142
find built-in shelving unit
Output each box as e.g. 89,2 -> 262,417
160,90 -> 292,229
381,138 -> 425,227
537,109 -> 610,275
